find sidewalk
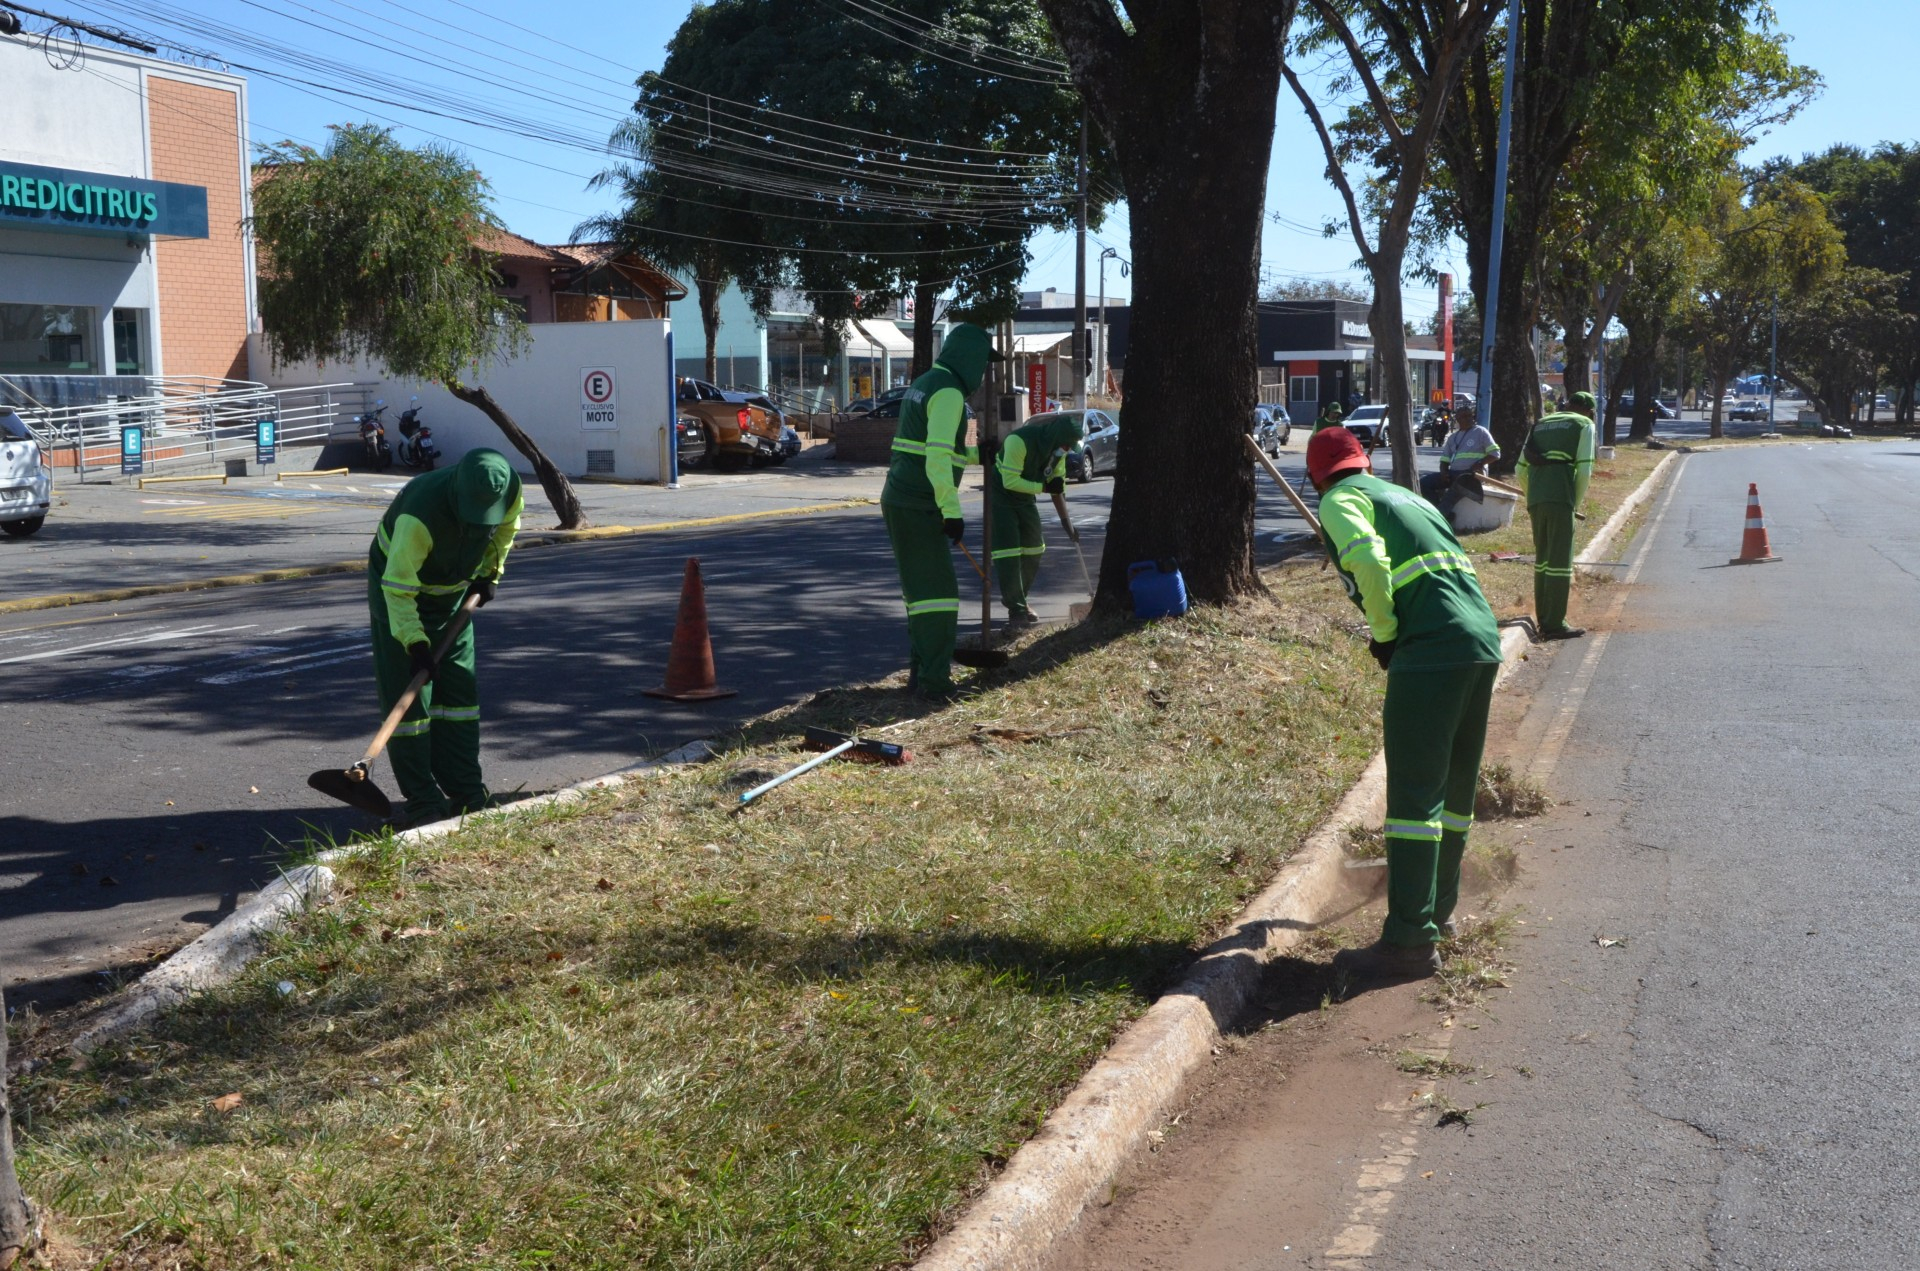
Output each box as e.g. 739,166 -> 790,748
1,443 -> 886,604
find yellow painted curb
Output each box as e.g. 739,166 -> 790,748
0,497 -> 880,615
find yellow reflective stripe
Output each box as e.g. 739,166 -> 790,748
1385,818 -> 1444,841
1337,532 -> 1385,565
892,438 -> 929,455
990,547 -> 1024,561
1439,810 -> 1473,833
1388,549 -> 1474,591
391,719 -> 430,738
428,705 -> 480,722
905,598 -> 959,616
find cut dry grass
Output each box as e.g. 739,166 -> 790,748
1475,762 -> 1551,820
18,571 -> 1384,1271
1430,911 -> 1518,1009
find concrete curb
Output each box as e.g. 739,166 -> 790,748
1579,450 -> 1678,570
914,453 -> 1685,1271
0,498 -> 879,616
68,865 -> 337,1054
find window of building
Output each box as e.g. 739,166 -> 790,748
113,308 -> 147,375
0,303 -> 97,374
1290,375 -> 1318,404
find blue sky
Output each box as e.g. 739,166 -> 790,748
50,0 -> 1915,318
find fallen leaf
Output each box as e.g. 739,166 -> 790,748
395,926 -> 433,940
1422,1170 -> 1435,1179
248,786 -> 260,794
1595,935 -> 1627,949
99,875 -> 119,887
545,950 -> 566,962
164,800 -> 174,807
210,1092 -> 244,1114
595,878 -> 615,891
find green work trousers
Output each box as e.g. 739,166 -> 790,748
1531,500 -> 1576,634
367,568 -> 486,824
882,502 -> 959,697
990,490 -> 1045,617
1380,662 -> 1499,947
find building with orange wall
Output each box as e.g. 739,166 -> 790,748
0,33 -> 254,397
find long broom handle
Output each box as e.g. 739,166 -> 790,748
1243,434 -> 1323,537
739,740 -> 856,805
1050,490 -> 1080,542
357,590 -> 484,769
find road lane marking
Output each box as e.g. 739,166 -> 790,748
1527,457 -> 1689,786
0,623 -> 256,664
200,640 -> 367,685
146,499 -> 334,521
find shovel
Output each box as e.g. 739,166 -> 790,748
1051,490 -> 1095,597
948,539 -> 1010,668
308,591 -> 483,818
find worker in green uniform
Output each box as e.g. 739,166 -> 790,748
1312,400 -> 1346,435
1305,427 -> 1505,981
369,448 -> 523,826
881,322 -> 999,698
1517,390 -> 1597,640
989,411 -> 1086,627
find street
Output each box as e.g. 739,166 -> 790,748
0,461 -> 1323,1012
1055,440 -> 1920,1269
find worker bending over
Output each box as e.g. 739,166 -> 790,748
989,411 -> 1086,627
1306,428 -> 1504,980
880,322 -> 998,699
368,448 -> 522,827
1518,390 -> 1597,639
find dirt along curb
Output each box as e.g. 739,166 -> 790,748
0,497 -> 879,617
56,739 -> 717,1060
911,452 -> 1682,1271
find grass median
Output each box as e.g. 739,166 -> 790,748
18,571 -> 1385,1271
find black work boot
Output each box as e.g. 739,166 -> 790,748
1332,939 -> 1442,987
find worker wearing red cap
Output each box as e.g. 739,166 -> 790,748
1305,428 -> 1504,981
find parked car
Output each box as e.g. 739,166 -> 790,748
676,377 -> 786,470
1052,409 -> 1118,481
1341,404 -> 1390,448
1251,403 -> 1290,456
1728,397 -> 1770,422
0,409 -> 51,538
845,386 -> 909,417
775,423 -> 802,462
1617,394 -> 1678,420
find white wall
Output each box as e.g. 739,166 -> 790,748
251,320 -> 676,482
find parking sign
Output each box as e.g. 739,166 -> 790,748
581,366 -> 617,429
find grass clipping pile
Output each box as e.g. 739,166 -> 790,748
19,576 -> 1380,1271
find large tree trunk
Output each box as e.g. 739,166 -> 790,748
0,989 -> 39,1270
447,383 -> 591,529
1560,307 -> 1591,399
1488,278 -> 1541,471
1627,339 -> 1659,442
697,274 -> 723,384
911,276 -> 941,380
1041,0 -> 1293,607
1372,284 -> 1418,489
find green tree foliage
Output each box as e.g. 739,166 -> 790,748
1427,0 -> 1756,463
1788,143 -> 1920,423
252,125 -> 587,527
605,0 -> 1099,381
1042,0 -> 1301,603
1261,275 -> 1370,303
1283,0 -> 1506,489
1778,267 -> 1913,425
1685,174 -> 1844,437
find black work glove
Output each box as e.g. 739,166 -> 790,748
470,577 -> 497,608
408,642 -> 439,682
1043,477 -> 1066,495
943,517 -> 965,543
1368,638 -> 1397,672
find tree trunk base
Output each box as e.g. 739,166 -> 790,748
447,383 -> 590,530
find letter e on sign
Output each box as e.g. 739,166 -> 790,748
581,366 -> 618,430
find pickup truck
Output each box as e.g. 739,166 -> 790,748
675,377 -> 789,470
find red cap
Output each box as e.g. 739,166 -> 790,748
1306,426 -> 1370,486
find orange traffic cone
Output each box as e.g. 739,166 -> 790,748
1729,483 -> 1783,565
642,558 -> 737,701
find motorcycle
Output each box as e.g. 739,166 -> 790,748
1420,406 -> 1451,447
394,396 -> 439,469
355,399 -> 393,471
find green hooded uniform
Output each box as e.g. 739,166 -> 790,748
1517,401 -> 1596,634
988,411 -> 1085,620
367,448 -> 523,824
880,323 -> 993,696
1319,471 -> 1504,947
1312,402 -> 1347,435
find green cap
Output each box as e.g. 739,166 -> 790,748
1570,391 -> 1597,415
455,448 -> 518,525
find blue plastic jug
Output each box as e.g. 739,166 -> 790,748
1127,559 -> 1190,620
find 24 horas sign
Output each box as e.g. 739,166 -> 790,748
0,161 -> 208,239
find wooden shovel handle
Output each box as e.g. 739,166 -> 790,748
358,590 -> 484,768
1050,490 -> 1080,542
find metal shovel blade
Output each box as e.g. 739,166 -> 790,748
308,766 -> 394,818
952,646 -> 1010,669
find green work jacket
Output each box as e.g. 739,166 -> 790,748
1517,412 -> 1596,508
372,466 -> 523,648
992,412 -> 1082,498
1318,472 -> 1503,671
881,362 -> 978,518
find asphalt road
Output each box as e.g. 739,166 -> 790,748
0,465 -> 1323,1012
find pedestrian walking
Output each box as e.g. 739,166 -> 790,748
1312,400 -> 1346,436
988,411 -> 1085,627
880,322 -> 999,699
368,448 -> 522,827
1518,390 -> 1598,639
1305,427 -> 1505,981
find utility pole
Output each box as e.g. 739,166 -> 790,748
1769,293 -> 1779,431
1097,246 -> 1120,400
1074,112 -> 1089,410
1475,0 -> 1523,440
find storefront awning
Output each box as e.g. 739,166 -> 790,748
1271,348 -> 1447,362
1012,331 -> 1074,355
851,320 -> 916,357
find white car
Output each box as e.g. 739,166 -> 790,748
1341,404 -> 1390,447
0,409 -> 51,538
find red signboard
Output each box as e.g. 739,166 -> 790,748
1026,362 -> 1048,412
1440,272 -> 1455,404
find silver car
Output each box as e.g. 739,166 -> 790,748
0,410 -> 51,538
